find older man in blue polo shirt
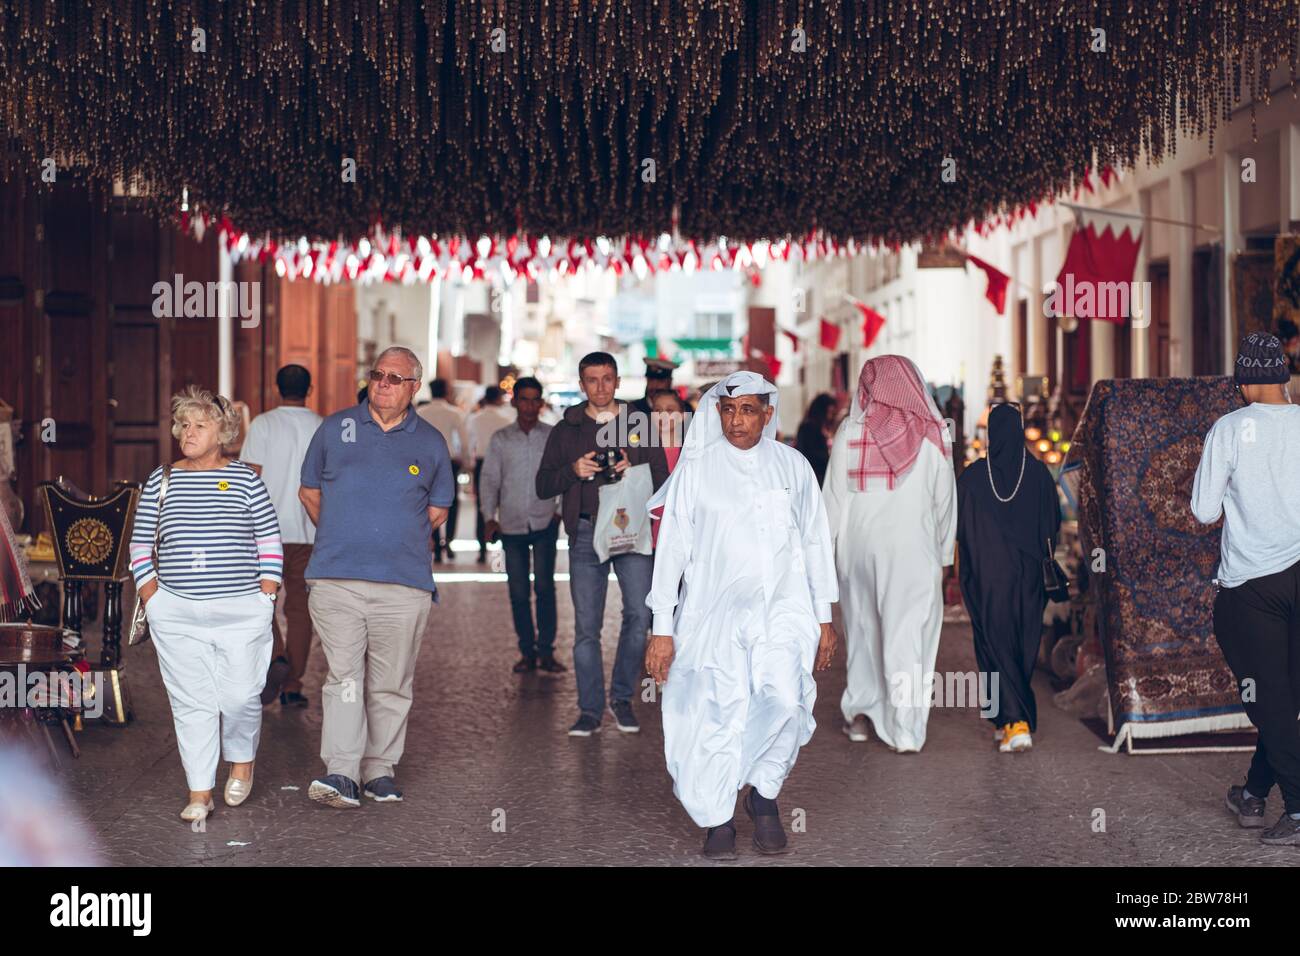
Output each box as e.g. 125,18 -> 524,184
298,346 -> 455,808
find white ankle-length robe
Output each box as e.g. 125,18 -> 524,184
648,438 -> 838,827
823,429 -> 956,752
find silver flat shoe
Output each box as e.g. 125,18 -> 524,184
180,798 -> 215,822
224,768 -> 254,807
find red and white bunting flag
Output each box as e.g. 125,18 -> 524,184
849,299 -> 887,348
818,318 -> 841,351
1053,206 -> 1143,323
966,254 -> 1011,314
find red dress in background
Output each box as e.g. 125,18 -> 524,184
650,445 -> 682,549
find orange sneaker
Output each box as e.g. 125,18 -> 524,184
999,721 -> 1032,753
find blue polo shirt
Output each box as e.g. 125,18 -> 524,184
301,401 -> 455,596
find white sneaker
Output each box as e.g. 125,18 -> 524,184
843,715 -> 869,742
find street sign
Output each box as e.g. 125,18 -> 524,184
694,360 -> 743,377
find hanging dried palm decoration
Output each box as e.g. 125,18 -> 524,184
0,1 -> 1296,246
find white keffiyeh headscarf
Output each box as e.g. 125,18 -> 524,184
646,371 -> 779,514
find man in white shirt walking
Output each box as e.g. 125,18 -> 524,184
241,365 -> 324,707
1192,332 -> 1300,845
417,379 -> 471,563
644,372 -> 839,860
467,385 -> 516,564
480,377 -> 565,674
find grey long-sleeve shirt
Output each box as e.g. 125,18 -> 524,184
1190,402 -> 1300,587
479,421 -> 561,534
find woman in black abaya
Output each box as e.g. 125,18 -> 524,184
956,403 -> 1061,753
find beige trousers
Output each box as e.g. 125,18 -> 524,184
307,578 -> 432,784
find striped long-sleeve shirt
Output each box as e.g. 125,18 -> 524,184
129,461 -> 283,599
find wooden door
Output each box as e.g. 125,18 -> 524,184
1043,306 -> 1059,393
321,285 -> 358,415
0,181 -> 32,517
277,278 -> 323,413
1148,261 -> 1171,378
107,202 -> 170,483
1113,317 -> 1132,378
1015,299 -> 1028,381
39,181 -> 104,496
1191,248 -> 1222,375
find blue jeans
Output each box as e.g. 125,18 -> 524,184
499,522 -> 559,658
568,518 -> 653,719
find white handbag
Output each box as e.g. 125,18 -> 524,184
593,463 -> 654,562
128,464 -> 170,645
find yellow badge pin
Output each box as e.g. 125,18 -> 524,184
408,464 -> 420,475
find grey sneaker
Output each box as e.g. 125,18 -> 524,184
308,774 -> 360,809
1225,785 -> 1267,828
363,776 -> 403,802
843,714 -> 869,742
610,700 -> 640,733
567,713 -> 602,737
1259,812 -> 1300,846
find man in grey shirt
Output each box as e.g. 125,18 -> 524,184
480,377 -> 564,674
1192,331 -> 1300,845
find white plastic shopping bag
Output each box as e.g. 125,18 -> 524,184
593,463 -> 654,562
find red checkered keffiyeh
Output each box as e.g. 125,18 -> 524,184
848,355 -> 950,491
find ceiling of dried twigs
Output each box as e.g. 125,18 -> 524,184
1,1 -> 1298,245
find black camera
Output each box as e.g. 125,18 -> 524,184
599,448 -> 621,482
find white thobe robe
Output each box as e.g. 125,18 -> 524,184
823,425 -> 957,752
648,438 -> 838,827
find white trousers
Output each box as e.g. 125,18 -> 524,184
147,588 -> 274,791
664,635 -> 816,828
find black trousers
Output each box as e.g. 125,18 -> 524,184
433,463 -> 460,557
473,458 -> 487,555
1214,558 -> 1300,814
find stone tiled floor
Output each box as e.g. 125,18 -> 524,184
51,538 -> 1300,867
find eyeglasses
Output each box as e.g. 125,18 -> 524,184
369,369 -> 419,387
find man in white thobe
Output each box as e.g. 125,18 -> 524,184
823,355 -> 957,752
644,372 -> 839,860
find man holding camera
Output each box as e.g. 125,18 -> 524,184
536,351 -> 668,737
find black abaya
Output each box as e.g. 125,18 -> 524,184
956,406 -> 1061,731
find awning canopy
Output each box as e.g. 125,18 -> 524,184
2,1 -> 1295,246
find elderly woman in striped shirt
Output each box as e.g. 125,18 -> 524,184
130,385 -> 283,824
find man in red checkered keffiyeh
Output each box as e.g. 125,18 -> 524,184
823,354 -> 958,754
848,354 -> 950,492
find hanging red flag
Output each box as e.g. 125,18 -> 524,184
818,318 -> 841,351
851,300 -> 887,348
760,352 -> 781,380
967,254 -> 1011,314
781,328 -> 801,352
1052,206 -> 1143,323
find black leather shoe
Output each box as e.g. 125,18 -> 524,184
702,820 -> 737,860
744,787 -> 789,855
537,655 -> 567,673
280,691 -> 309,708
512,656 -> 537,673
